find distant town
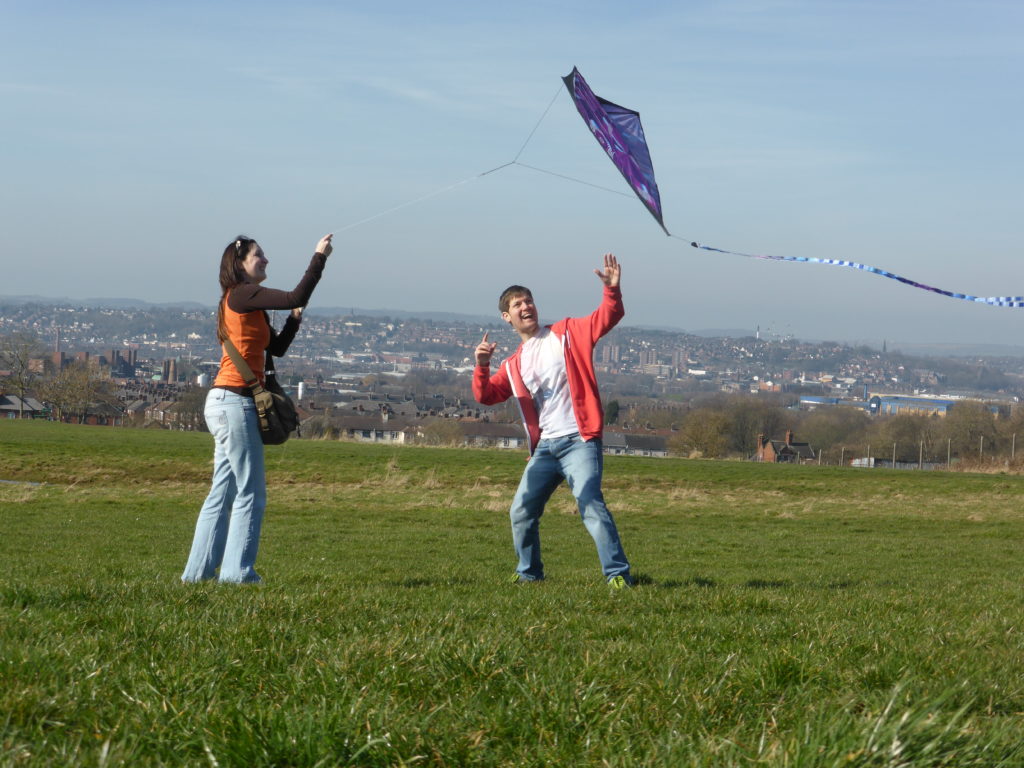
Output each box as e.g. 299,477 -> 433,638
4,297 -> 1024,465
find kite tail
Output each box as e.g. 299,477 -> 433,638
688,241 -> 1024,308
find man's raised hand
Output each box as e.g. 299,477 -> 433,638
475,332 -> 497,367
595,253 -> 620,288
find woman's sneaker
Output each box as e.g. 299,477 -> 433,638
608,574 -> 632,590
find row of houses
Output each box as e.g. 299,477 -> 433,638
0,393 -> 193,428
312,410 -> 670,457
2,390 -> 671,456
0,394 -> 44,419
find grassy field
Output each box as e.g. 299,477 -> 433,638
2,420 -> 1024,767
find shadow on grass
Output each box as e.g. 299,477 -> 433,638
745,578 -> 792,589
1,584 -> 111,609
395,576 -> 476,588
639,574 -> 718,589
637,575 -> 862,591
827,579 -> 859,589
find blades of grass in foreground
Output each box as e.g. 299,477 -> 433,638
2,421 -> 1023,765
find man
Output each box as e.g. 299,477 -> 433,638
473,253 -> 633,589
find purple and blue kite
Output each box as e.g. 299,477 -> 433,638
562,66 -> 1022,307
562,67 -> 668,235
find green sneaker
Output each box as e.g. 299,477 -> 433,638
608,574 -> 632,590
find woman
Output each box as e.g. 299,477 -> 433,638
181,233 -> 333,583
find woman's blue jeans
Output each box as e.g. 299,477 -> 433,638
510,434 -> 630,582
181,389 -> 266,583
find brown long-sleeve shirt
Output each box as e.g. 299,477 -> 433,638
214,252 -> 327,391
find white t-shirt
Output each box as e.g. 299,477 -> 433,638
519,327 -> 579,439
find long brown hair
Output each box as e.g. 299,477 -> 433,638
216,235 -> 257,342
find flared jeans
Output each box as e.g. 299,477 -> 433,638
181,388 -> 266,583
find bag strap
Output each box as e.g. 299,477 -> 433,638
220,335 -> 266,395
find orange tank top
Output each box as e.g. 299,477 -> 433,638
214,298 -> 270,387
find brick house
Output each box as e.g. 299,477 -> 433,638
754,430 -> 816,463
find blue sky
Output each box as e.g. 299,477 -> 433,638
2,1 -> 1022,347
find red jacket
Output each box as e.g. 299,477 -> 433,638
473,286 -> 624,454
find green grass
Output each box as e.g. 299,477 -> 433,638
2,420 -> 1024,766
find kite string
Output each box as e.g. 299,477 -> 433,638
513,83 -> 564,162
332,157 -> 633,235
331,82 -> 581,234
332,164 -> 512,234
330,87 -> 564,234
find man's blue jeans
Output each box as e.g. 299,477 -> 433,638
510,434 -> 630,582
181,389 -> 266,584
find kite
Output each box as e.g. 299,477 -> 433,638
562,66 -> 1023,308
562,67 -> 668,235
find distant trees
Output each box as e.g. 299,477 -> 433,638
669,408 -> 731,458
662,395 -> 795,458
650,395 -> 1022,466
418,418 -> 464,447
0,331 -> 45,417
866,413 -> 938,462
36,362 -> 93,422
400,370 -> 469,401
619,401 -> 684,431
792,400 -> 1018,466
996,408 -> 1024,457
295,415 -> 336,440
725,398 -> 793,455
604,399 -> 620,425
798,407 -> 870,455
941,401 -> 998,458
174,388 -> 209,429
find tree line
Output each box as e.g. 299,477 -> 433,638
607,393 -> 1023,466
